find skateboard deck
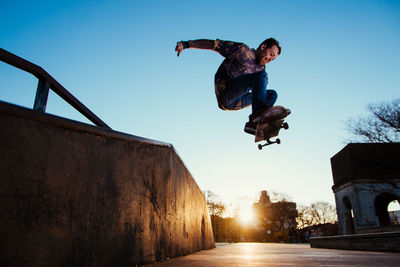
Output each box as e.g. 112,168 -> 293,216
254,106 -> 290,149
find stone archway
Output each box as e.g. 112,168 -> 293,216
342,196 -> 355,234
375,193 -> 400,226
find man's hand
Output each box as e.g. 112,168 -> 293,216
175,41 -> 184,57
175,40 -> 214,56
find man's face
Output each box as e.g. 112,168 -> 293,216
256,44 -> 280,65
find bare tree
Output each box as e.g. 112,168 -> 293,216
205,191 -> 227,241
253,191 -> 297,232
346,98 -> 400,143
205,190 -> 226,217
269,191 -> 292,202
296,205 -> 315,229
272,201 -> 298,231
297,202 -> 337,228
252,191 -> 273,232
310,202 -> 337,225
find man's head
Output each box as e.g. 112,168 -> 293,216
256,38 -> 281,65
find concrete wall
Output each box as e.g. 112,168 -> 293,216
0,101 -> 215,266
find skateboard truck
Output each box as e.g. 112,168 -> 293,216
257,123 -> 289,150
258,138 -> 280,150
251,106 -> 291,150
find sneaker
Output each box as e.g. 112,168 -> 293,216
249,107 -> 270,124
244,120 -> 257,135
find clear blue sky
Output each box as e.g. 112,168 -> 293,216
1,0 -> 400,208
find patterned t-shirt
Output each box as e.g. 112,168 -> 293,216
214,39 -> 266,105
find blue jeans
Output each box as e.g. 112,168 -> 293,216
220,71 -> 277,112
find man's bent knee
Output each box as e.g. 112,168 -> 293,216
266,89 -> 278,107
267,89 -> 277,99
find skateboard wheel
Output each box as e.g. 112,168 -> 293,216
276,138 -> 281,144
258,144 -> 263,150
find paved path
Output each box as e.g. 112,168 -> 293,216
146,243 -> 400,266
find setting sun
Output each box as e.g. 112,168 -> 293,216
238,205 -> 256,225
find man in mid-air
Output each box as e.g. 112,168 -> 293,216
175,38 -> 281,134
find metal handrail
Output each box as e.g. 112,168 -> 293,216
0,48 -> 111,129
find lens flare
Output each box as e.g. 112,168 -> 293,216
238,205 -> 255,225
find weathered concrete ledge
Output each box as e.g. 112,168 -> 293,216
0,101 -> 215,266
310,232 -> 400,252
331,143 -> 400,189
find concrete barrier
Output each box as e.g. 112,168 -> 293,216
310,232 -> 400,252
0,101 -> 215,266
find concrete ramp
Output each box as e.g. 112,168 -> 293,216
0,101 -> 215,266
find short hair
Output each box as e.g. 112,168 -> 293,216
258,38 -> 281,55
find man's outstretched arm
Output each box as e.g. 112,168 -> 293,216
175,39 -> 216,56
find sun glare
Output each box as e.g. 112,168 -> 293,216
238,205 -> 255,225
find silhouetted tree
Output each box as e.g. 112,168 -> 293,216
297,202 -> 337,228
296,205 -> 314,229
205,191 -> 226,217
272,201 -> 298,231
253,191 -> 297,240
269,191 -> 292,202
310,202 -> 337,225
205,191 -> 227,241
346,98 -> 400,143
253,191 -> 273,234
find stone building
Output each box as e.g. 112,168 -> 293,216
311,143 -> 400,252
331,143 -> 400,234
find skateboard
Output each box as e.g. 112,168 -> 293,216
253,106 -> 291,150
